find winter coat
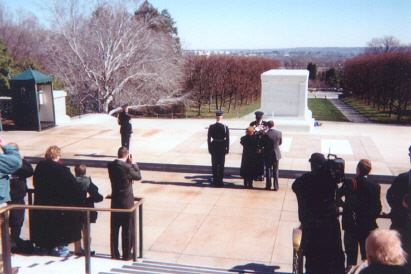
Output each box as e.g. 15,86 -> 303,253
30,159 -> 82,248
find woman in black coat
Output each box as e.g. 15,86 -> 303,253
30,146 -> 82,256
240,126 -> 259,189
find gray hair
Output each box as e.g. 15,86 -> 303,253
365,229 -> 407,266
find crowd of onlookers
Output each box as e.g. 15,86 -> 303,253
0,138 -> 141,261
0,131 -> 410,273
292,146 -> 411,273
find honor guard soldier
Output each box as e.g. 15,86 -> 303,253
250,111 -> 268,181
207,110 -> 229,187
118,104 -> 132,150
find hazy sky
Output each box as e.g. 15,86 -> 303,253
5,0 -> 411,50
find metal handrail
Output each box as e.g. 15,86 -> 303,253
0,197 -> 145,274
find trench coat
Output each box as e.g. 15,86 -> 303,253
240,135 -> 259,179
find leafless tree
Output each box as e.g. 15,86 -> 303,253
0,5 -> 49,69
365,35 -> 402,55
283,56 -> 307,69
46,0 -> 188,114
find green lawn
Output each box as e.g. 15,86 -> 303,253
186,99 -> 349,122
186,101 -> 261,119
308,98 -> 349,121
340,97 -> 411,124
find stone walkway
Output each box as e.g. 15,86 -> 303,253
4,114 -> 410,273
329,99 -> 371,123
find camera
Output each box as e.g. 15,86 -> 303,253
324,154 -> 345,184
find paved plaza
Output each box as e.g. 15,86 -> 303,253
4,114 -> 410,273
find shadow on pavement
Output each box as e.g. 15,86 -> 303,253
230,262 -> 283,273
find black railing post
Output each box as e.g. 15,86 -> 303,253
138,204 -> 143,258
133,209 -> 137,262
84,211 -> 91,274
1,211 -> 11,274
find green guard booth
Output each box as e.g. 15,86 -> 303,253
9,68 -> 56,131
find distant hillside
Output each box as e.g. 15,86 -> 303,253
184,47 -> 366,67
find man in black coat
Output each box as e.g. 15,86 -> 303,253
207,111 -> 229,187
250,111 -> 268,181
118,104 -> 132,150
386,145 -> 411,270
262,120 -> 282,190
292,153 -> 345,274
7,143 -> 33,252
337,159 -> 381,269
108,147 -> 141,260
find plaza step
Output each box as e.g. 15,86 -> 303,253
100,260 -> 279,274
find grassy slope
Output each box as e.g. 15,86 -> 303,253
308,98 -> 349,121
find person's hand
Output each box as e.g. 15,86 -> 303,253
126,154 -> 133,164
0,138 -> 5,147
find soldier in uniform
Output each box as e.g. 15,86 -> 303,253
118,104 -> 132,150
207,111 -> 229,187
249,111 -> 268,181
292,153 -> 345,274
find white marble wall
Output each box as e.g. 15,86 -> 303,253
260,69 -> 313,132
53,90 -> 71,125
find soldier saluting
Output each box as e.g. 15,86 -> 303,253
207,110 -> 229,187
118,104 -> 132,150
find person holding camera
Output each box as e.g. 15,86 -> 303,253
292,153 -> 345,274
337,159 -> 381,270
108,147 -> 141,260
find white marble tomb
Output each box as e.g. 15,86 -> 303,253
260,69 -> 314,132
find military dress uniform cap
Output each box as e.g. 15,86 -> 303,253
215,110 -> 224,116
309,153 -> 326,165
121,104 -> 129,108
254,111 -> 264,116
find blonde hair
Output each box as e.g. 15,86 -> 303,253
44,146 -> 61,160
365,229 -> 407,266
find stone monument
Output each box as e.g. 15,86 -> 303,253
260,69 -> 314,132
53,90 -> 71,125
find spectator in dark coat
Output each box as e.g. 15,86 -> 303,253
7,143 -> 33,252
108,147 -> 141,260
262,120 -> 282,191
292,153 -> 345,274
240,126 -> 258,189
337,159 -> 382,268
118,104 -> 133,150
73,164 -> 103,256
386,145 -> 411,271
30,146 -> 82,257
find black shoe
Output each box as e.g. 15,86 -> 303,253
75,250 -> 95,256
